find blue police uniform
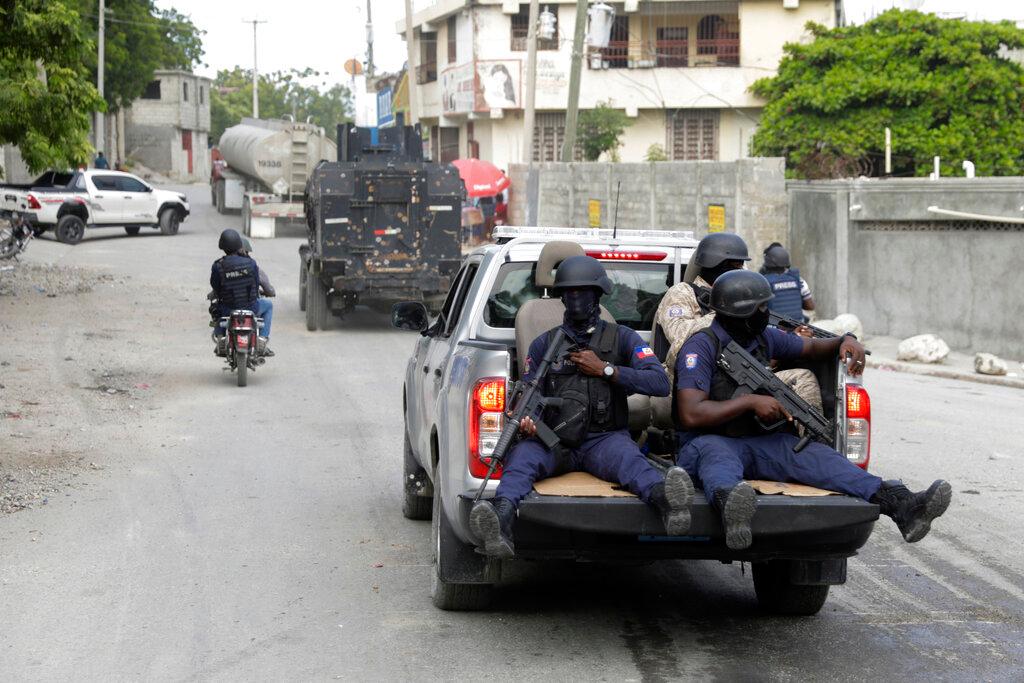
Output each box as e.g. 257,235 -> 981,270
764,269 -> 804,321
210,254 -> 260,318
674,319 -> 882,502
494,319 -> 670,506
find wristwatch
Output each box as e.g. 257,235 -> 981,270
602,362 -> 615,378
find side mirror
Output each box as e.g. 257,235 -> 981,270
392,301 -> 429,332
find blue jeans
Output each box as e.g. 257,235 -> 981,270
255,298 -> 273,338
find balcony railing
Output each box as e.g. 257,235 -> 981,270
695,37 -> 739,66
416,62 -> 437,84
655,39 -> 689,67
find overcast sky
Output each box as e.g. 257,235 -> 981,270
155,0 -> 1024,87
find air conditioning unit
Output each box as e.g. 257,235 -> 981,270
783,0 -> 800,9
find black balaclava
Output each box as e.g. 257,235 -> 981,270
719,305 -> 770,344
561,288 -> 601,331
701,260 -> 743,285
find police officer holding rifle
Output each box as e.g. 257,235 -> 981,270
674,269 -> 952,551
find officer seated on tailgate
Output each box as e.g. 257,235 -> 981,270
674,269 -> 952,550
470,255 -> 695,558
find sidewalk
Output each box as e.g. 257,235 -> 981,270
863,335 -> 1024,389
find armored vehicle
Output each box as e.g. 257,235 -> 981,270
300,121 -> 463,330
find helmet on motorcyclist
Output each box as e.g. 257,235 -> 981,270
218,228 -> 244,254
241,237 -> 253,255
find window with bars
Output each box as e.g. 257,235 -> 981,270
418,33 -> 438,83
511,6 -> 558,51
668,109 -> 719,161
655,26 -> 688,67
439,127 -> 460,164
696,15 -> 739,66
447,16 -> 457,63
532,113 -> 582,162
597,15 -> 630,68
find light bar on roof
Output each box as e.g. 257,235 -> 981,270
493,225 -> 696,242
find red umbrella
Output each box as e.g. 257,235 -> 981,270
451,158 -> 511,198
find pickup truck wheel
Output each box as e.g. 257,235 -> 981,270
298,260 -> 307,311
124,226 -> 140,236
430,473 -> 494,611
55,215 -> 85,244
159,208 -> 180,235
752,560 -> 830,616
402,429 -> 433,520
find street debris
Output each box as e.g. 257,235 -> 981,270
897,333 -> 950,363
974,352 -> 1008,376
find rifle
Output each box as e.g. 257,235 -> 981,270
473,328 -> 572,501
768,312 -> 836,340
716,340 -> 834,453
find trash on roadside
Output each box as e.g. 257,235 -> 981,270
896,334 -> 950,363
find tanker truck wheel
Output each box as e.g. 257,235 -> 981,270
299,260 -> 307,312
215,181 -> 226,214
241,197 -> 251,236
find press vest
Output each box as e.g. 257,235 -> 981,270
765,269 -> 804,321
673,327 -> 772,439
543,322 -> 629,446
215,254 -> 259,313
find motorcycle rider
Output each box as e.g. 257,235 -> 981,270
240,237 -> 275,357
210,229 -> 263,352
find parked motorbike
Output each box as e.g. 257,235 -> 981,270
0,211 -> 35,260
210,303 -> 267,387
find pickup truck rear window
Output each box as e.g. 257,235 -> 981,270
484,261 -> 674,331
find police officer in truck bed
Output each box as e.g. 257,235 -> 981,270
674,269 -> 952,551
469,255 -> 695,558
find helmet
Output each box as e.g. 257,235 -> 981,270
763,242 -> 790,270
692,233 -> 750,269
553,255 -> 613,295
710,270 -> 773,318
218,228 -> 243,254
241,237 -> 253,254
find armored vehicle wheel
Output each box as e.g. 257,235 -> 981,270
124,226 -> 140,236
752,560 -> 830,616
430,471 -> 494,611
305,264 -> 329,331
56,215 -> 85,244
402,429 -> 432,520
299,261 -> 307,311
159,208 -> 180,235
236,350 -> 248,387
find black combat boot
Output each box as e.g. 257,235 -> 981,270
713,482 -> 757,550
649,466 -> 695,536
469,497 -> 517,559
870,479 -> 952,543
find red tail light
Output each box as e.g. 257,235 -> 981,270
586,250 -> 667,261
26,194 -> 42,210
469,377 -> 506,479
845,385 -> 871,469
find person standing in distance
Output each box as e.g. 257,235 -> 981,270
760,242 -> 814,323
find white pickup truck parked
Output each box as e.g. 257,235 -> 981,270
0,170 -> 190,244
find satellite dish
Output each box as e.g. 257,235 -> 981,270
344,59 -> 363,76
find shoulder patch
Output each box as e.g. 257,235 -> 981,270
685,353 -> 699,370
524,356 -> 532,375
634,345 -> 655,360
667,306 -> 686,318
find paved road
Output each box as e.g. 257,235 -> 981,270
2,186 -> 1022,680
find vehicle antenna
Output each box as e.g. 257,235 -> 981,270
612,179 -> 622,240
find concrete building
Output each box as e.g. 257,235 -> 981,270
397,0 -> 840,168
125,69 -> 212,182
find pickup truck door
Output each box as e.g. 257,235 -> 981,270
414,259 -> 480,461
117,175 -> 159,223
88,174 -> 125,222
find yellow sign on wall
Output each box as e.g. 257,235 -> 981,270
708,204 -> 726,232
588,199 -> 601,228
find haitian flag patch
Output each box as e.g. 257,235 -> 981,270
634,345 -> 655,360
685,353 -> 699,369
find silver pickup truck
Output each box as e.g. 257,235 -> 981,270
393,226 -> 876,613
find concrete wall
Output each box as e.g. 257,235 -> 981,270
789,178 -> 1024,357
1,145 -> 34,183
508,157 -> 788,257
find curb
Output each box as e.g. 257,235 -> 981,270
866,358 -> 1024,390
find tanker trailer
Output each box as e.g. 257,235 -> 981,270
211,117 -> 336,238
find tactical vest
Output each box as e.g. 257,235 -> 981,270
543,323 -> 629,447
673,328 -> 772,439
216,254 -> 259,312
765,269 -> 804,321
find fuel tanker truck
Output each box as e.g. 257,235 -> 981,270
211,117 -> 336,238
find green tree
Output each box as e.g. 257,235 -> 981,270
750,10 -> 1024,178
644,143 -> 668,162
577,102 -> 631,161
210,68 -> 353,144
0,0 -> 104,174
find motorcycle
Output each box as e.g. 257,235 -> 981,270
210,303 -> 267,387
0,211 -> 35,260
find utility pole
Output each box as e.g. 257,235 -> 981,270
561,0 -> 588,162
522,0 -> 540,165
404,0 -> 419,125
243,18 -> 267,118
96,0 -> 105,153
366,0 -> 375,79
